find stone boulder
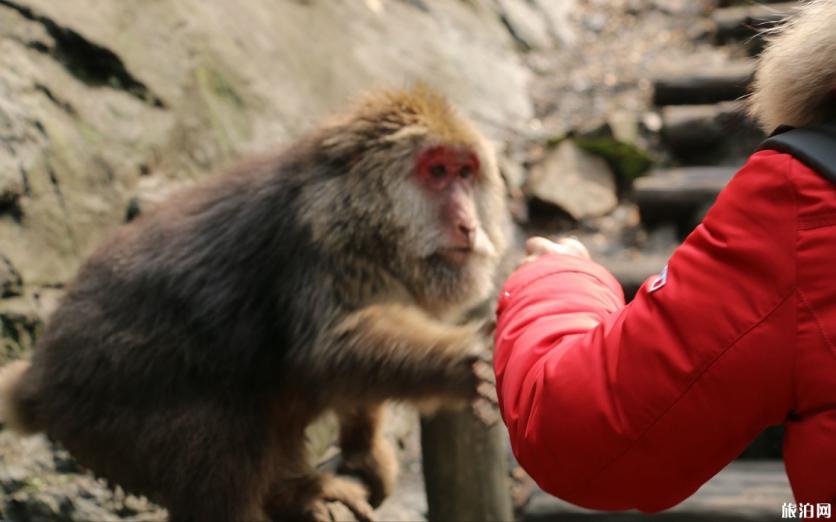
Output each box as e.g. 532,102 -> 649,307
525,139 -> 618,221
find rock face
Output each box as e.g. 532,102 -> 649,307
0,256 -> 22,298
0,432 -> 167,522
0,0 -> 537,290
525,140 -> 618,221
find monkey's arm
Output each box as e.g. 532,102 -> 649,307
316,303 -> 483,402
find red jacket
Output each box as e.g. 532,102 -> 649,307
494,150 -> 836,511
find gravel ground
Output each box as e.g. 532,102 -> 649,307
527,0 -> 741,136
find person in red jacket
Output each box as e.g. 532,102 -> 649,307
494,0 -> 836,512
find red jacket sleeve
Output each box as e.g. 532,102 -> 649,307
494,151 -> 798,512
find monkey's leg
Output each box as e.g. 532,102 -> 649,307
120,403 -> 274,522
320,303 -> 485,403
337,405 -> 399,507
264,423 -> 376,522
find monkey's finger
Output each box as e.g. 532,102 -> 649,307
477,349 -> 494,364
323,501 -> 354,522
472,398 -> 501,426
328,497 -> 375,522
477,381 -> 498,404
309,500 -> 335,522
473,359 -> 496,384
320,475 -> 376,522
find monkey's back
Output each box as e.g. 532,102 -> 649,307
21,154 -> 337,496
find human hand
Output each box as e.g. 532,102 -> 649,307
522,236 -> 590,265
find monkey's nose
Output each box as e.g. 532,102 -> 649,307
457,223 -> 476,247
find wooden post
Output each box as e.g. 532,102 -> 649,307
420,407 -> 514,522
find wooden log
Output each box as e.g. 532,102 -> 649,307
652,61 -> 754,106
421,408 -> 514,522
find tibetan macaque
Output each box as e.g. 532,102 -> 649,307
0,86 -> 508,522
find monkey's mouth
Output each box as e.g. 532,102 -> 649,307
436,246 -> 473,265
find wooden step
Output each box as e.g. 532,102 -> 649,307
661,102 -> 764,163
523,461 -> 792,521
652,61 -> 754,106
598,253 -> 669,301
713,2 -> 799,45
717,0 -> 796,6
633,167 -> 736,227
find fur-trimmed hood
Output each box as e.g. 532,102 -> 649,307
749,0 -> 836,132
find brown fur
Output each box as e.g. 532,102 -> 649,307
0,86 -> 508,521
337,405 -> 399,507
749,0 -> 836,132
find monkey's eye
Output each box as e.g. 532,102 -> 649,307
459,165 -> 473,180
429,164 -> 448,181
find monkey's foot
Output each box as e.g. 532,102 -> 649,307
306,500 -> 362,522
314,474 -> 375,522
338,437 -> 399,508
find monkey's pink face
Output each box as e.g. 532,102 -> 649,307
415,145 -> 487,266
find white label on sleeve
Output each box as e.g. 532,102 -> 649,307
648,264 -> 668,293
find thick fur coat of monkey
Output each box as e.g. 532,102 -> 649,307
0,87 -> 508,521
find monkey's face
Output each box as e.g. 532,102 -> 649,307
412,144 -> 495,264
381,138 -> 508,314
310,86 -> 509,313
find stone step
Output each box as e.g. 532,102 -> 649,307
633,167 -> 736,228
660,101 -> 765,164
652,61 -> 754,106
717,0 -> 797,6
523,461 -> 793,521
598,253 -> 669,301
713,2 -> 799,47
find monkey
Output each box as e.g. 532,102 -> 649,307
0,85 -> 509,522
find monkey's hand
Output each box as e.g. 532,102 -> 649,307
470,351 -> 500,426
452,320 -> 500,426
400,317 -> 499,425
